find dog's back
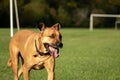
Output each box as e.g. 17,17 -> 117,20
10,30 -> 35,45
8,30 -> 38,67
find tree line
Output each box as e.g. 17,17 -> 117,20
0,0 -> 120,28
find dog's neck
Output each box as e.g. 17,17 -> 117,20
35,40 -> 50,56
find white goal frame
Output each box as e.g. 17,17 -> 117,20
90,14 -> 120,31
10,0 -> 20,37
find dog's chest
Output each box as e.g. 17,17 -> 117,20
33,61 -> 44,70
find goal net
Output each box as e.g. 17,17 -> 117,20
89,14 -> 120,31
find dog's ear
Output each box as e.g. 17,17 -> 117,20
37,23 -> 46,31
52,23 -> 61,31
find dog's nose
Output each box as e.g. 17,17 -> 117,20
57,42 -> 63,48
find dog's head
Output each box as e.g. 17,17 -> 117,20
37,23 -> 63,58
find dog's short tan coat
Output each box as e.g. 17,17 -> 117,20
7,23 -> 63,80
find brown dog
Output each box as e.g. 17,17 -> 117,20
7,23 -> 63,80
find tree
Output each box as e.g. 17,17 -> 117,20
0,0 -> 9,27
0,0 -> 120,28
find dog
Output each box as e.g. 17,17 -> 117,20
7,23 -> 63,80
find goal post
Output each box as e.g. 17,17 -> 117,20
90,14 -> 120,31
14,0 -> 20,31
10,0 -> 20,37
115,21 -> 120,30
10,0 -> 13,37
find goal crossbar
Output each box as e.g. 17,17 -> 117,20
90,14 -> 120,31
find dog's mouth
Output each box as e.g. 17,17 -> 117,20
44,43 -> 60,58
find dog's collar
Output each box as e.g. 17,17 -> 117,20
35,40 -> 50,56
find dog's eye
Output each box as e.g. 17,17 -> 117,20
49,34 -> 55,38
59,35 -> 62,40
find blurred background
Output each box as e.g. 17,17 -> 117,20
0,1 -> 120,80
0,0 -> 120,28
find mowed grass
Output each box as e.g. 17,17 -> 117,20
0,28 -> 120,80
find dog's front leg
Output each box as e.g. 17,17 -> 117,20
44,57 -> 55,80
22,65 -> 30,80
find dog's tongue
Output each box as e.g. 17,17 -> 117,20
49,46 -> 59,58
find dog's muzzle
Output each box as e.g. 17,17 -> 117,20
44,42 -> 63,58
56,42 -> 63,48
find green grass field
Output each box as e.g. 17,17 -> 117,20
0,28 -> 120,80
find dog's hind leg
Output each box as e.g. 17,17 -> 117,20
18,66 -> 23,78
18,53 -> 24,78
9,45 -> 19,80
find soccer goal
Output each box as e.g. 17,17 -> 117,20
89,14 -> 120,31
10,0 -> 20,37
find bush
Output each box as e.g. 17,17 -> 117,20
57,6 -> 72,27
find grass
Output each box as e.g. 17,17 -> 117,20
0,28 -> 120,80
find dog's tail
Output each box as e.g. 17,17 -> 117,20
7,58 -> 12,67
